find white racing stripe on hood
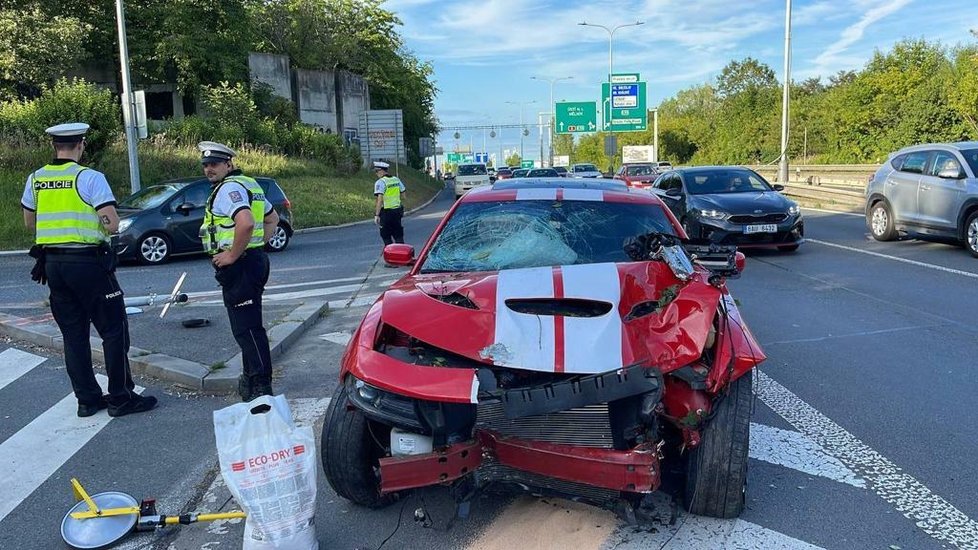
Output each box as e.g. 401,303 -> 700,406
561,263 -> 623,373
491,266 -> 556,371
562,188 -> 604,202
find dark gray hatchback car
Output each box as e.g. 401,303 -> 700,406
113,177 -> 294,264
866,142 -> 978,257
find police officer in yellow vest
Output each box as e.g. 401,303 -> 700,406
373,161 -> 406,249
198,141 -> 279,401
21,123 -> 157,418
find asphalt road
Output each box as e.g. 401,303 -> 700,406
2,199 -> 977,549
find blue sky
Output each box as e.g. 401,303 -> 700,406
383,0 -> 978,161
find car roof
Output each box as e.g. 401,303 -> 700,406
462,178 -> 659,203
896,142 -> 978,154
669,166 -> 756,174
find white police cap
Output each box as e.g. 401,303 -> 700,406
46,123 -> 90,143
197,141 -> 236,164
373,161 -> 390,170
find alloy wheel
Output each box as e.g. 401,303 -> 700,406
871,207 -> 888,236
140,236 -> 169,263
968,217 -> 978,254
268,226 -> 288,250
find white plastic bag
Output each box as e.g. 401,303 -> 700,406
213,395 -> 319,550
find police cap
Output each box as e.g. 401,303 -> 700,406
46,123 -> 90,143
373,161 -> 390,171
197,141 -> 236,164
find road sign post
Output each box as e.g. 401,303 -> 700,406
555,102 -> 598,134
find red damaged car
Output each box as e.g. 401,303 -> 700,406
321,178 -> 765,520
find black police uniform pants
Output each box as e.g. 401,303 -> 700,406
379,206 -> 404,245
216,249 -> 272,383
45,251 -> 136,407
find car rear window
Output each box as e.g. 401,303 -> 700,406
960,149 -> 978,176
420,200 -> 676,272
899,151 -> 929,174
458,164 -> 487,176
574,164 -> 598,172
626,165 -> 655,176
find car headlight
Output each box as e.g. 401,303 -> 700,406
117,219 -> 133,233
697,209 -> 729,220
787,204 -> 800,216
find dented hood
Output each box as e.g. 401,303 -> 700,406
380,262 -> 722,374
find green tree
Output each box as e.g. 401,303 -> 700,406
505,153 -> 522,167
716,57 -> 777,98
947,45 -> 978,137
0,8 -> 90,99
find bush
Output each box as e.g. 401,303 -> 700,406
0,78 -> 120,160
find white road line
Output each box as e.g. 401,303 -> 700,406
327,294 -> 378,310
762,324 -> 936,346
0,348 -> 47,391
319,332 -> 352,346
0,374 -> 144,523
749,423 -> 865,488
288,397 -> 332,428
808,238 -> 978,280
608,515 -> 825,549
801,207 -> 864,217
756,370 -> 978,549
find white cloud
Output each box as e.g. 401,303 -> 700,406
812,0 -> 913,72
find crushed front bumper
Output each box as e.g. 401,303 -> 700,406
378,431 -> 659,494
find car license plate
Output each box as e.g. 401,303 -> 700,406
744,224 -> 778,234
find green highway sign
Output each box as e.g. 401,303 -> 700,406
521,160 -> 534,168
555,101 -> 598,134
601,80 -> 647,132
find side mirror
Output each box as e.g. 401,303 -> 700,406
383,243 -> 415,266
938,167 -> 964,180
773,184 -> 785,191
176,203 -> 195,216
735,251 -> 746,274
665,187 -> 682,197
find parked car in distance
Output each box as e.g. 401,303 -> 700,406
866,142 -> 978,257
454,163 -> 491,199
553,166 -> 568,177
526,168 -> 559,178
114,177 -> 294,264
656,161 -> 674,172
494,167 -> 514,180
569,163 -> 602,178
652,166 -> 803,251
321,177 -> 763,521
614,163 -> 658,190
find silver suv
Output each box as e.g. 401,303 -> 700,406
866,142 -> 978,257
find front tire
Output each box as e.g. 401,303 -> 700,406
683,369 -> 752,518
321,383 -> 395,508
965,211 -> 978,258
136,233 -> 171,265
869,201 -> 897,241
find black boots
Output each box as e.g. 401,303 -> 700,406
238,374 -> 273,402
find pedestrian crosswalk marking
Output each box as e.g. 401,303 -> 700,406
0,348 -> 46,391
749,423 -> 865,488
319,332 -> 352,346
0,374 -> 144,523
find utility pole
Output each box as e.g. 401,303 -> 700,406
530,76 -> 573,167
115,0 -> 141,193
777,0 -> 792,183
652,109 -> 659,163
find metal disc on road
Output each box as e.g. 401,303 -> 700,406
61,491 -> 138,549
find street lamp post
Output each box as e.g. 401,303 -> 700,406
115,0 -> 141,193
530,76 -> 573,167
578,20 -> 644,131
505,100 -> 536,163
777,0 -> 792,183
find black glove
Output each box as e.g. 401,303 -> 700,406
28,245 -> 47,285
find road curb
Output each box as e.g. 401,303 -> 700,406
0,298 -> 330,394
294,186 -> 446,235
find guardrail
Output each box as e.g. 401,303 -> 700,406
749,164 -> 879,187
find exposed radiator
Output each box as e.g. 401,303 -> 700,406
475,401 -> 614,448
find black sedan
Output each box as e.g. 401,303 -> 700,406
114,177 -> 294,264
651,166 -> 804,251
